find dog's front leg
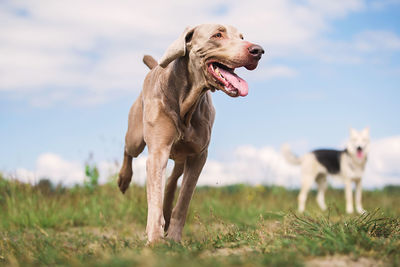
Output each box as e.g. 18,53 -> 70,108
145,145 -> 171,243
144,114 -> 176,243
163,162 -> 185,231
167,151 -> 208,242
344,179 -> 354,214
355,179 -> 365,214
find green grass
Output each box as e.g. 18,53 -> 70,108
0,174 -> 399,266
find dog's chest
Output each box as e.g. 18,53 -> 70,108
170,121 -> 212,161
339,155 -> 366,179
341,160 -> 365,179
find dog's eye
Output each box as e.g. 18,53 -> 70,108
240,34 -> 244,40
212,32 -> 223,38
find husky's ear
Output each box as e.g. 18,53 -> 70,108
362,127 -> 370,137
159,27 -> 195,68
349,127 -> 358,138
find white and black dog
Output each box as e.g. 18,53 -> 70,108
282,128 -> 370,214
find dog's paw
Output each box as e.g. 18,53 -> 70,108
117,174 -> 131,194
298,206 -> 305,213
356,208 -> 366,214
346,207 -> 354,214
166,230 -> 182,243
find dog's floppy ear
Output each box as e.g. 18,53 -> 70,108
159,27 -> 195,68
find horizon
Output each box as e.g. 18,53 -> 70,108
1,0 -> 400,188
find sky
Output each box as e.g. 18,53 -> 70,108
1,0 -> 400,188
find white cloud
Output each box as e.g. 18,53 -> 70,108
1,0 -> 384,105
13,153 -> 85,186
306,29 -> 400,64
200,136 -> 400,189
200,145 -> 300,187
369,0 -> 400,10
196,136 -> 400,188
7,152 -> 148,187
13,168 -> 36,185
307,0 -> 365,18
6,136 -> 400,188
354,30 -> 400,52
9,153 -> 120,186
364,136 -> 400,187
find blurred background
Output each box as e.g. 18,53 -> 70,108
1,0 -> 399,189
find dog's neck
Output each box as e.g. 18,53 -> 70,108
344,149 -> 367,169
172,57 -> 209,127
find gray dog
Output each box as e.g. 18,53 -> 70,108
118,24 -> 264,243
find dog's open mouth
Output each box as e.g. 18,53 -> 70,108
356,147 -> 364,158
207,62 -> 249,97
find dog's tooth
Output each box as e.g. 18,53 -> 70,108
214,67 -> 226,80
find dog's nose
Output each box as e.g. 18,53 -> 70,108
357,146 -> 363,152
248,44 -> 265,59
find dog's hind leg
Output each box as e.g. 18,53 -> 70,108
118,140 -> 145,193
167,151 -> 207,242
163,162 -> 184,231
298,171 -> 315,213
316,174 -> 327,211
298,180 -> 312,213
118,95 -> 146,194
118,151 -> 133,193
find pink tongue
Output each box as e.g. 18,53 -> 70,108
357,151 -> 363,158
219,68 -> 249,96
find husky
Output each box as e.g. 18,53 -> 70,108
282,128 -> 370,214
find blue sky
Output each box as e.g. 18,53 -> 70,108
1,0 -> 400,187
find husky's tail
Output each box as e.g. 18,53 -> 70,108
281,143 -> 302,165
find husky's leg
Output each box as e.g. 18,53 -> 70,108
298,173 -> 314,213
316,174 -> 327,211
355,179 -> 365,214
344,179 -> 354,214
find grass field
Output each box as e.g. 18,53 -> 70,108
1,173 -> 399,266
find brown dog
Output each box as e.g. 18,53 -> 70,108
118,24 -> 264,243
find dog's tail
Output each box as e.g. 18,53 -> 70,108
143,55 -> 158,70
281,143 -> 302,165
